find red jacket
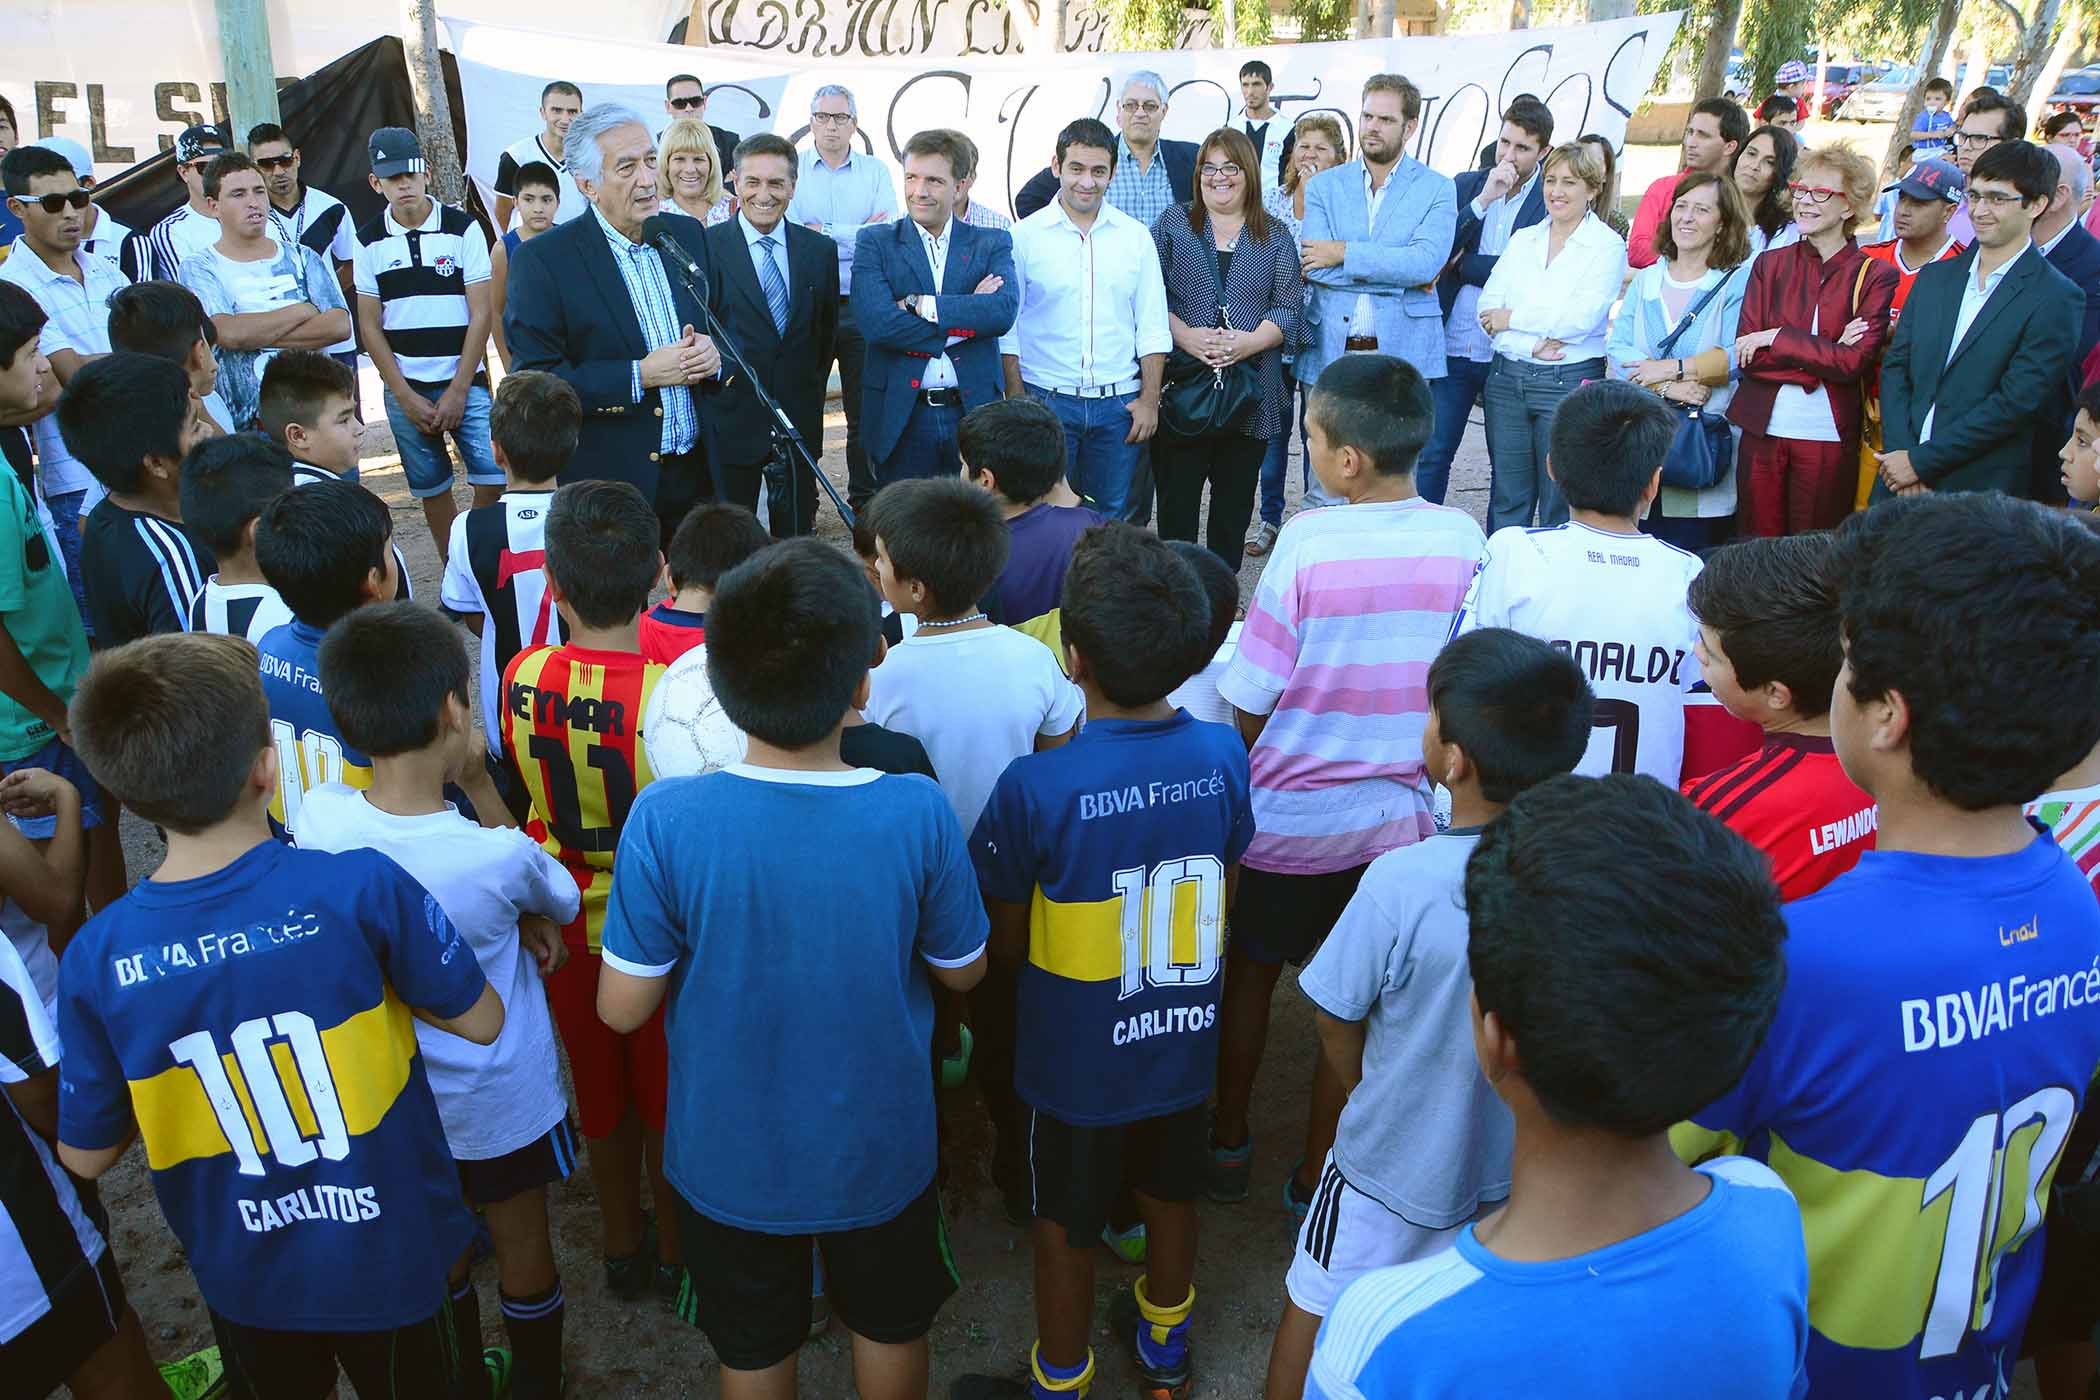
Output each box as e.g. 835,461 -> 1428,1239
1727,237 -> 1899,445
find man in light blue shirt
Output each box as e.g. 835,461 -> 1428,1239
787,84 -> 897,512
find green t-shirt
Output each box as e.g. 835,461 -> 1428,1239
0,469 -> 89,760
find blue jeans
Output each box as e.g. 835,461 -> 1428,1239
1483,356 -> 1604,532
383,382 -> 500,499
2,735 -> 104,838
1417,357 -> 1492,507
1257,380 -> 1318,527
874,398 -> 962,487
44,488 -> 90,632
1027,385 -> 1141,521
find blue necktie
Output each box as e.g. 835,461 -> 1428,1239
756,235 -> 788,336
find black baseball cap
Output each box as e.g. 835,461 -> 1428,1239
368,127 -> 426,178
175,125 -> 228,164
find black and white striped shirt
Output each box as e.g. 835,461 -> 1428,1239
352,200 -> 492,390
187,578 -> 294,644
79,500 -> 215,648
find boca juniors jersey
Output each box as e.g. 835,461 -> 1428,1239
971,712 -> 1253,1126
54,840 -> 484,1330
257,620 -> 373,832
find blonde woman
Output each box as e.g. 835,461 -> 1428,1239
659,116 -> 735,226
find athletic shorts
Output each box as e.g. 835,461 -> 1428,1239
1285,1151 -> 1499,1317
673,1180 -> 958,1372
210,1298 -> 461,1400
457,1116 -> 579,1207
1027,1103 -> 1208,1248
1,736 -> 106,839
6,1244 -> 127,1398
544,949 -> 668,1139
1229,864 -> 1368,966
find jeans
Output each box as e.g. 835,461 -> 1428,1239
1483,355 -> 1603,532
1257,380 -> 1317,527
834,304 -> 873,511
383,383 -> 500,499
1418,357 -> 1492,507
1027,385 -> 1141,521
1154,428 -> 1265,572
44,488 -> 89,631
873,398 -> 962,488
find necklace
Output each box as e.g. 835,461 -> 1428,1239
915,612 -> 988,630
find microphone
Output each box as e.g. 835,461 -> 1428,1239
639,214 -> 706,283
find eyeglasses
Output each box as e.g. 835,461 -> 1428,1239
1119,100 -> 1163,115
810,112 -> 854,126
1955,130 -> 2006,149
1969,190 -> 2031,209
253,154 -> 296,171
1200,162 -> 1243,180
668,96 -> 705,111
15,190 -> 91,214
1787,182 -> 1843,205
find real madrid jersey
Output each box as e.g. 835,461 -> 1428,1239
1456,521 -> 1703,785
970,712 -> 1254,1126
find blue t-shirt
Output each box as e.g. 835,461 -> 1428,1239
55,839 -> 485,1330
985,501 -> 1104,630
258,619 -> 372,834
1911,108 -> 1955,158
599,764 -> 988,1233
1675,833 -> 2100,1399
970,712 -> 1254,1126
1306,1158 -> 1810,1400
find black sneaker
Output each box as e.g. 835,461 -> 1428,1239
604,1213 -> 661,1302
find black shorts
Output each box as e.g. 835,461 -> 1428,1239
673,1179 -> 958,1372
210,1298 -> 460,1400
1027,1102 -> 1208,1248
1229,864 -> 1369,966
2021,1109 -> 2100,1355
456,1116 -> 578,1206
7,1244 -> 127,1398
484,747 -> 532,827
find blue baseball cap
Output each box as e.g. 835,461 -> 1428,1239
1886,157 -> 1965,204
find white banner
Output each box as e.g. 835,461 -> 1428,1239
447,12 -> 1681,222
696,0 -> 1212,57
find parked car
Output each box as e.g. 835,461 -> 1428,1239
2047,69 -> 2100,118
1838,66 -> 1914,122
1812,64 -> 1878,119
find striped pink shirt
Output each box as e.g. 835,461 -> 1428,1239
1217,499 -> 1486,875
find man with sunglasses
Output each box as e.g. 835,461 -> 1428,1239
247,124 -> 360,389
1945,90 -> 2027,247
142,124 -> 230,281
661,74 -> 740,188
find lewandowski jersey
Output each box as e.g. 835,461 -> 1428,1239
441,490 -> 563,756
970,713 -> 1254,1125
257,619 -> 373,832
1457,522 -> 1702,785
1672,834 -> 2100,1398
54,840 -> 484,1330
1683,734 -> 1876,901
503,645 -> 665,952
2028,782 -> 2100,898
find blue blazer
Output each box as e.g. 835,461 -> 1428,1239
1013,139 -> 1198,221
1436,166 -> 1547,319
503,210 -> 716,503
1297,157 -> 1458,384
851,218 -> 1018,470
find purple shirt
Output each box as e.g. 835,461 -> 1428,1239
985,502 -> 1103,627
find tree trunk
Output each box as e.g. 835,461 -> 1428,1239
2009,0 -> 2068,108
2028,11 -> 2082,120
1586,0 -> 1633,18
1811,35 -> 1829,122
1694,0 -> 1745,103
214,0 -> 281,142
682,0 -> 709,44
1965,21 -> 1992,95
1509,0 -> 1531,29
1886,0 -> 1966,177
402,0 -> 466,207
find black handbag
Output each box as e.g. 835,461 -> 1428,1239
1161,227 -> 1259,437
1652,275 -> 1736,492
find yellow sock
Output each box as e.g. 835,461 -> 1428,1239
1030,1341 -> 1094,1395
1135,1276 -> 1195,1333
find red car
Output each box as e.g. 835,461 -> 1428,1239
1812,65 -> 1876,120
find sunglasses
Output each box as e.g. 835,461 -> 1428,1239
668,96 -> 705,111
254,154 -> 297,171
14,190 -> 91,214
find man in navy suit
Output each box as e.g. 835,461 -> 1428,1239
504,103 -> 721,542
1012,72 -> 1198,222
2029,142 -> 2100,500
1416,98 -> 1553,505
853,129 -> 1018,487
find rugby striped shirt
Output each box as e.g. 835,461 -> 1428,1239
188,578 -> 294,644
1683,733 -> 1875,901
441,490 -> 565,756
141,202 -> 220,281
352,199 -> 492,390
1216,500 -> 1485,876
2029,781 -> 2100,898
493,134 -> 586,228
78,500 -> 214,647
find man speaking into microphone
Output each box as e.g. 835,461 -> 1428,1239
505,102 -> 722,542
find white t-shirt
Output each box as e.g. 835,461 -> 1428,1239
1765,304 -> 1839,442
0,899 -> 54,1023
290,786 -> 579,1160
1166,621 -> 1242,729
1456,521 -> 1703,785
863,624 -> 1083,834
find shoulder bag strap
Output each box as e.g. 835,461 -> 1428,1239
1654,272 -> 1734,357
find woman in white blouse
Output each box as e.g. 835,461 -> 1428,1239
1476,140 -> 1628,530
660,117 -> 737,226
1734,124 -> 1800,256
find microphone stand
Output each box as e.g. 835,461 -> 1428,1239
647,232 -> 853,532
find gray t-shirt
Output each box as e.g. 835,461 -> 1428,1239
1298,828 -> 1514,1226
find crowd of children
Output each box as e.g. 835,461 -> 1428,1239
4,286 -> 2100,1400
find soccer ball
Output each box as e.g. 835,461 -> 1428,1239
642,646 -> 747,778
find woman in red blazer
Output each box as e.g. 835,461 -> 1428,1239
1728,144 -> 1899,536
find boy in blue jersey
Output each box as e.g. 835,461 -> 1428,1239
1308,774 -> 1807,1400
597,538 -> 989,1399
953,523 -> 1255,1400
54,631 -> 504,1399
1674,493 -> 2100,1400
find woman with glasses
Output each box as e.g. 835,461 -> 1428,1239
1727,145 -> 1897,536
1475,140 -> 1627,530
1733,124 -> 1800,255
1150,127 -> 1302,571
659,117 -> 736,227
1247,113 -> 1347,558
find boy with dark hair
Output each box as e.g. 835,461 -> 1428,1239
55,631 -> 504,1399
1266,628 -> 1592,1399
1674,494 -> 2100,1398
490,162 -> 563,372
962,398 -> 1100,632
1212,354 -> 1486,1214
1309,773 -> 1806,1398
105,279 -> 235,435
57,352 -> 216,647
502,478 -> 681,1305
953,524 -> 1252,1400
1458,379 -> 1703,785
257,349 -> 361,483
1682,534 -> 1874,900
1162,540 -> 1239,728
599,537 -> 987,1397
640,502 -> 770,664
295,602 -> 579,1400
179,433 -> 295,643
1912,77 -> 1956,161
442,368 -> 578,822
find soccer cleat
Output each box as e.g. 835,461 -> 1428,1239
940,1023 -> 975,1089
606,1212 -> 660,1302
482,1346 -> 514,1399
1205,1136 -> 1251,1203
1100,1220 -> 1148,1265
159,1346 -> 228,1400
1283,1161 -> 1316,1225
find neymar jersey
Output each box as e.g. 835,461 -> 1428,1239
257,619 -> 373,833
1673,833 -> 2100,1398
970,712 -> 1254,1126
502,644 -> 665,953
54,840 -> 484,1331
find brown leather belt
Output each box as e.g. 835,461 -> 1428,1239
1344,335 -> 1379,353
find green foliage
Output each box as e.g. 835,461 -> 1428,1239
1290,0 -> 1353,43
